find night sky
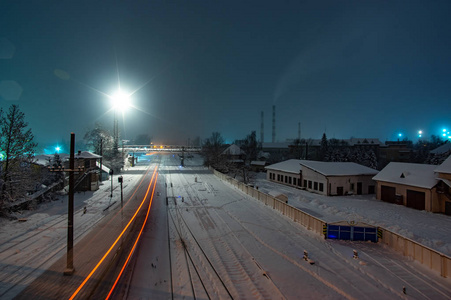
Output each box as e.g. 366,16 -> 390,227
1,1 -> 451,151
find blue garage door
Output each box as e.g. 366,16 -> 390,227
327,225 -> 377,242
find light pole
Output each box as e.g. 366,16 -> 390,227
111,89 -> 130,152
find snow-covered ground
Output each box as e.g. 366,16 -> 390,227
249,173 -> 451,256
0,154 -> 155,299
1,153 -> 450,299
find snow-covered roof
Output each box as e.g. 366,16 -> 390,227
265,159 -> 378,176
372,162 -> 438,189
222,144 -> 245,156
430,142 -> 451,155
96,161 -> 110,173
265,159 -> 303,174
434,155 -> 451,174
299,160 -> 378,176
75,151 -> 102,159
33,155 -> 53,166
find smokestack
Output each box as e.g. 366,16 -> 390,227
260,111 -> 264,144
298,122 -> 301,140
272,105 -> 276,143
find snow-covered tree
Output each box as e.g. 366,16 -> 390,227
0,105 -> 38,205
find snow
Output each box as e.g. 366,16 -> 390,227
435,155 -> 451,173
251,172 -> 451,256
372,162 -> 438,189
430,142 -> 451,155
265,159 -> 378,176
299,160 -> 378,176
222,144 -> 245,155
0,155 -> 154,299
1,153 -> 450,299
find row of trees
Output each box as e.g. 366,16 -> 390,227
319,134 -> 378,169
201,131 -> 260,182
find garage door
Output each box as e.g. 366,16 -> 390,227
406,190 -> 425,210
381,185 -> 396,203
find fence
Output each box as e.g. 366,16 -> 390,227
213,169 -> 326,236
379,228 -> 450,278
212,168 -> 450,278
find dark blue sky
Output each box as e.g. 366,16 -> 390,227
1,0 -> 451,149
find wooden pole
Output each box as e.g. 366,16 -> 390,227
64,132 -> 75,275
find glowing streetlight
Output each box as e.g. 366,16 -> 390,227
418,130 -> 423,138
55,146 -> 61,153
111,89 -> 131,112
110,89 -> 131,152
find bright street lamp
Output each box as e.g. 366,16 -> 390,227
110,89 -> 131,152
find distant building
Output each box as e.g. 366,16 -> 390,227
63,151 -> 102,191
265,159 -> 378,196
221,144 -> 245,164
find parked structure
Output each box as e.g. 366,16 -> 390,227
265,159 -> 378,196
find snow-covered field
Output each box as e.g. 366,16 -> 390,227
250,173 -> 451,256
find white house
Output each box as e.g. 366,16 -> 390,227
265,159 -> 378,196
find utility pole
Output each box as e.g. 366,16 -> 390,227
49,133 -> 83,275
118,176 -> 123,208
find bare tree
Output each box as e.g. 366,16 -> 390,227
0,105 -> 38,205
201,132 -> 226,169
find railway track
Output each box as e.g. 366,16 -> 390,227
0,162 -> 155,299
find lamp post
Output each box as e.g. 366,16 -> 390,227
111,89 -> 130,153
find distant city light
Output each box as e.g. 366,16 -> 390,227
398,133 -> 403,138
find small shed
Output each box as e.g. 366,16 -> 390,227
268,191 -> 288,203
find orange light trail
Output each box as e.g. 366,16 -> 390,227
79,154 -> 157,257
69,166 -> 158,300
105,171 -> 158,299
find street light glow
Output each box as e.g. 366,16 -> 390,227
111,89 -> 131,112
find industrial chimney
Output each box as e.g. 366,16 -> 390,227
272,105 -> 276,143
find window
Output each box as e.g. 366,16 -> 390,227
314,182 -> 318,190
277,174 -> 280,181
303,180 -> 307,187
285,176 -> 288,183
319,183 -> 324,192
289,177 -> 292,184
308,181 -> 312,189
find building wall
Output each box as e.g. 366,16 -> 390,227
301,168 -> 376,196
267,168 -> 376,196
300,168 -> 327,195
266,170 -> 301,188
375,181 -> 439,212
